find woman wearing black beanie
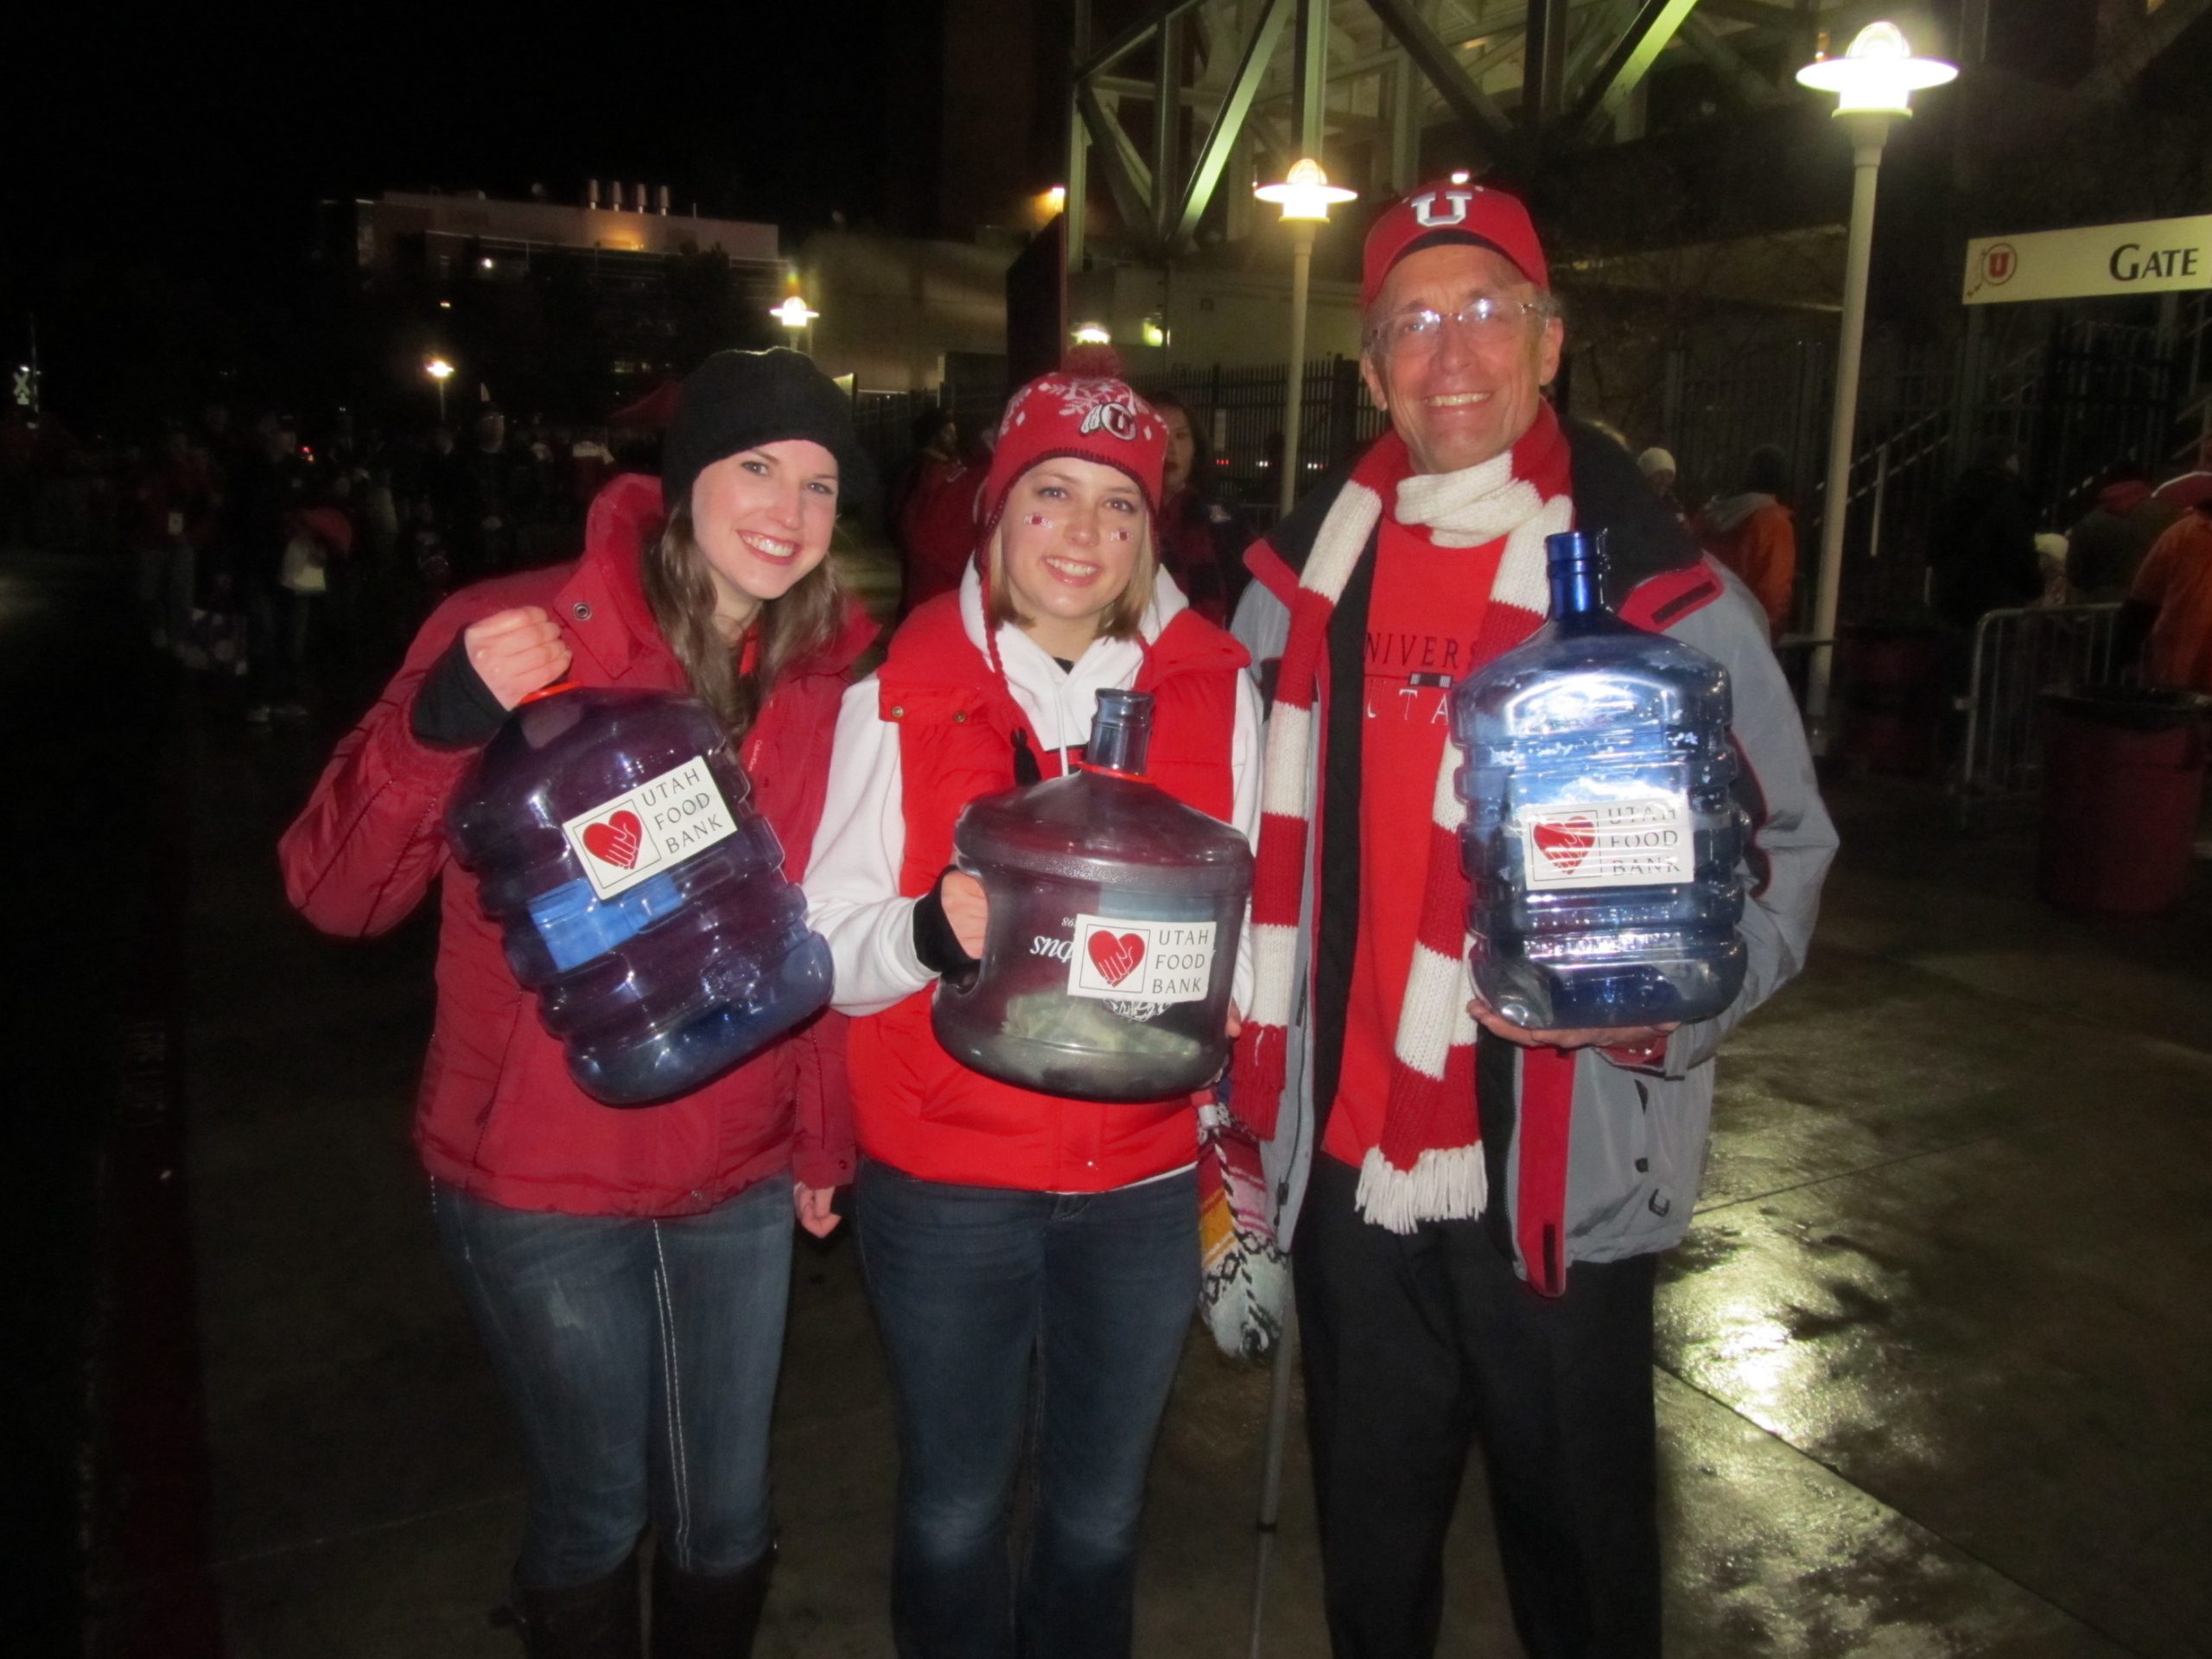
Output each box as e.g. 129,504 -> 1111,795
281,348 -> 875,1658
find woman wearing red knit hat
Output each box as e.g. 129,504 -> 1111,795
804,352 -> 1262,1658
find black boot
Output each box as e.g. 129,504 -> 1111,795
512,1553 -> 644,1659
649,1547 -> 772,1659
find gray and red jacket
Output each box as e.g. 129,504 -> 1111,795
1230,421 -> 1840,1271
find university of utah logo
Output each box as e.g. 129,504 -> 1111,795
1410,188 -> 1477,228
1980,244 -> 2017,287
1078,399 -> 1140,442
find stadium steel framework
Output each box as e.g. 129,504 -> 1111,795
1061,0 -> 1984,272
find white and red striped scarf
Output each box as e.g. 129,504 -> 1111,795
1231,402 -> 1578,1236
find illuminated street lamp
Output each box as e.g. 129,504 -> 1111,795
1796,21 -> 1958,114
424,355 -> 454,421
1254,159 -> 1356,518
1795,22 -> 1958,746
771,293 -> 820,358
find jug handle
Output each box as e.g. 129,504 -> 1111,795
519,680 -> 582,706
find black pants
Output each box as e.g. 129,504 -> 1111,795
1294,1154 -> 1662,1659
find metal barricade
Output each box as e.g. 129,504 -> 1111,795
1954,603 -> 2127,827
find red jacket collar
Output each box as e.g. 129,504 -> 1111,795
556,474 -> 667,681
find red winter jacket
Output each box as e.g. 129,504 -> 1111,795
278,474 -> 874,1216
846,595 -> 1245,1191
893,454 -> 984,618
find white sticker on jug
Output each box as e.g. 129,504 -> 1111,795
561,756 -> 739,901
1065,914 -> 1218,1006
1519,796 -> 1694,891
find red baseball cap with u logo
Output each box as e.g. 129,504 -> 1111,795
1361,180 -> 1550,309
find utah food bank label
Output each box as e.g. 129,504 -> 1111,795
562,757 -> 739,901
1062,914 -> 1218,1006
1520,797 -> 1694,891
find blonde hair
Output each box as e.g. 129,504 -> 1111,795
983,514 -> 1157,644
642,501 -> 849,742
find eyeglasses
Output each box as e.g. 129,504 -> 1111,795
1369,294 -> 1552,357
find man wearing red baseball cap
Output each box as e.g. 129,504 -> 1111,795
1228,182 -> 1836,1656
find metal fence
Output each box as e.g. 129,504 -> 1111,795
1954,602 -> 2129,828
1156,358 -> 1390,528
2028,319 -> 2179,525
1662,316 -> 2187,632
850,390 -> 932,529
849,361 -> 1389,540
848,385 -> 995,537
2165,290 -> 2212,467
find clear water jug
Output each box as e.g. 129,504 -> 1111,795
446,685 -> 834,1105
1450,530 -> 1745,1031
933,690 -> 1253,1102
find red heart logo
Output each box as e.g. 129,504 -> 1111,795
1533,815 -> 1596,873
1086,929 -> 1146,988
582,810 -> 644,870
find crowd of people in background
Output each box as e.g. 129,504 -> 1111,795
0,400 -> 641,721
1612,423 -> 2212,698
10,371 -> 2212,718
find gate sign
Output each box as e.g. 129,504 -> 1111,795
1964,215 -> 2212,305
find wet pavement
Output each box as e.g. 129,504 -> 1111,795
58,544 -> 2212,1658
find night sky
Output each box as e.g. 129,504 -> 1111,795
5,3 -> 894,418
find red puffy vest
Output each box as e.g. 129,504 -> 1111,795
849,594 -> 1247,1192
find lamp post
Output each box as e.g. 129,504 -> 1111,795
771,295 -> 820,359
1795,21 -> 1956,747
424,356 -> 454,422
1254,158 -> 1355,518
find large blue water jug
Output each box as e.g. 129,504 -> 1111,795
446,685 -> 834,1105
1450,530 -> 1745,1031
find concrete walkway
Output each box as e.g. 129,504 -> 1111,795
94,673 -> 2212,1657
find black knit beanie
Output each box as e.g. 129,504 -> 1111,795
661,347 -> 868,516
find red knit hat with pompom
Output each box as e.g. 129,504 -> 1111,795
978,346 -> 1167,541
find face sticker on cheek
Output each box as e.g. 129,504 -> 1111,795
1105,527 -> 1133,542
1023,513 -> 1053,528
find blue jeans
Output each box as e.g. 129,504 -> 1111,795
433,1177 -> 793,1590
855,1159 -> 1199,1659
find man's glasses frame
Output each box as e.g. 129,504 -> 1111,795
1367,292 -> 1556,358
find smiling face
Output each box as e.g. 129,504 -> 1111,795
1360,244 -> 1562,477
687,439 -> 840,634
992,456 -> 1151,658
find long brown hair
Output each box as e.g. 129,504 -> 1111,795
642,501 -> 849,742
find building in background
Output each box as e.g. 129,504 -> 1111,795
321,187 -> 788,423
345,186 -> 783,274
